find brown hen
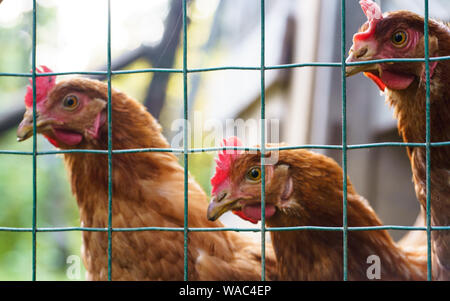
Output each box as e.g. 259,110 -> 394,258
346,0 -> 450,280
207,138 -> 427,280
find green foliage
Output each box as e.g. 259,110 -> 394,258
0,131 -> 85,280
188,153 -> 215,196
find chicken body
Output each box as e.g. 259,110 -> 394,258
16,73 -> 276,280
346,0 -> 450,280
207,140 -> 427,280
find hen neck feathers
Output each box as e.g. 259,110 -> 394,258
267,193 -> 426,280
384,30 -> 450,279
61,94 -> 180,219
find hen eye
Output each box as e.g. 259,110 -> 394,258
391,31 -> 408,47
63,95 -> 79,110
246,167 -> 261,182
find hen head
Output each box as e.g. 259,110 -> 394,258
207,137 -> 292,224
17,66 -> 107,148
207,137 -> 347,227
346,0 -> 441,91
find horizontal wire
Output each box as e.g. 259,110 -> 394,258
1,141 -> 450,156
1,225 -> 449,233
189,66 -> 260,72
1,55 -> 450,78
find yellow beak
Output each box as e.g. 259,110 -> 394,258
345,38 -> 379,77
16,109 -> 56,142
206,192 -> 240,221
17,109 -> 36,142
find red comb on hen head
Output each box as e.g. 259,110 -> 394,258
210,137 -> 259,224
211,136 -> 243,194
354,0 -> 383,42
360,0 -> 382,21
24,66 -> 56,108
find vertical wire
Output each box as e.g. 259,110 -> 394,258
107,0 -> 113,281
182,0 -> 189,281
340,0 -> 348,281
31,0 -> 37,282
423,0 -> 432,281
260,0 -> 266,281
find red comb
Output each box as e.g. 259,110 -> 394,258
360,0 -> 382,22
210,136 -> 243,194
211,137 -> 260,224
354,0 -> 383,42
24,65 -> 56,108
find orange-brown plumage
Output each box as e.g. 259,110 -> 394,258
17,76 -> 277,280
346,1 -> 450,280
208,145 -> 427,280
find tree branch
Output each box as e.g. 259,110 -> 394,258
143,0 -> 183,118
0,105 -> 25,135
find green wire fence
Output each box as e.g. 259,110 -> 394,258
0,0 -> 449,281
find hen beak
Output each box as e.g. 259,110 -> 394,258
17,109 -> 36,142
17,109 -> 53,142
207,192 -> 240,221
345,42 -> 378,77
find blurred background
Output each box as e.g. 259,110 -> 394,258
0,0 -> 448,280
